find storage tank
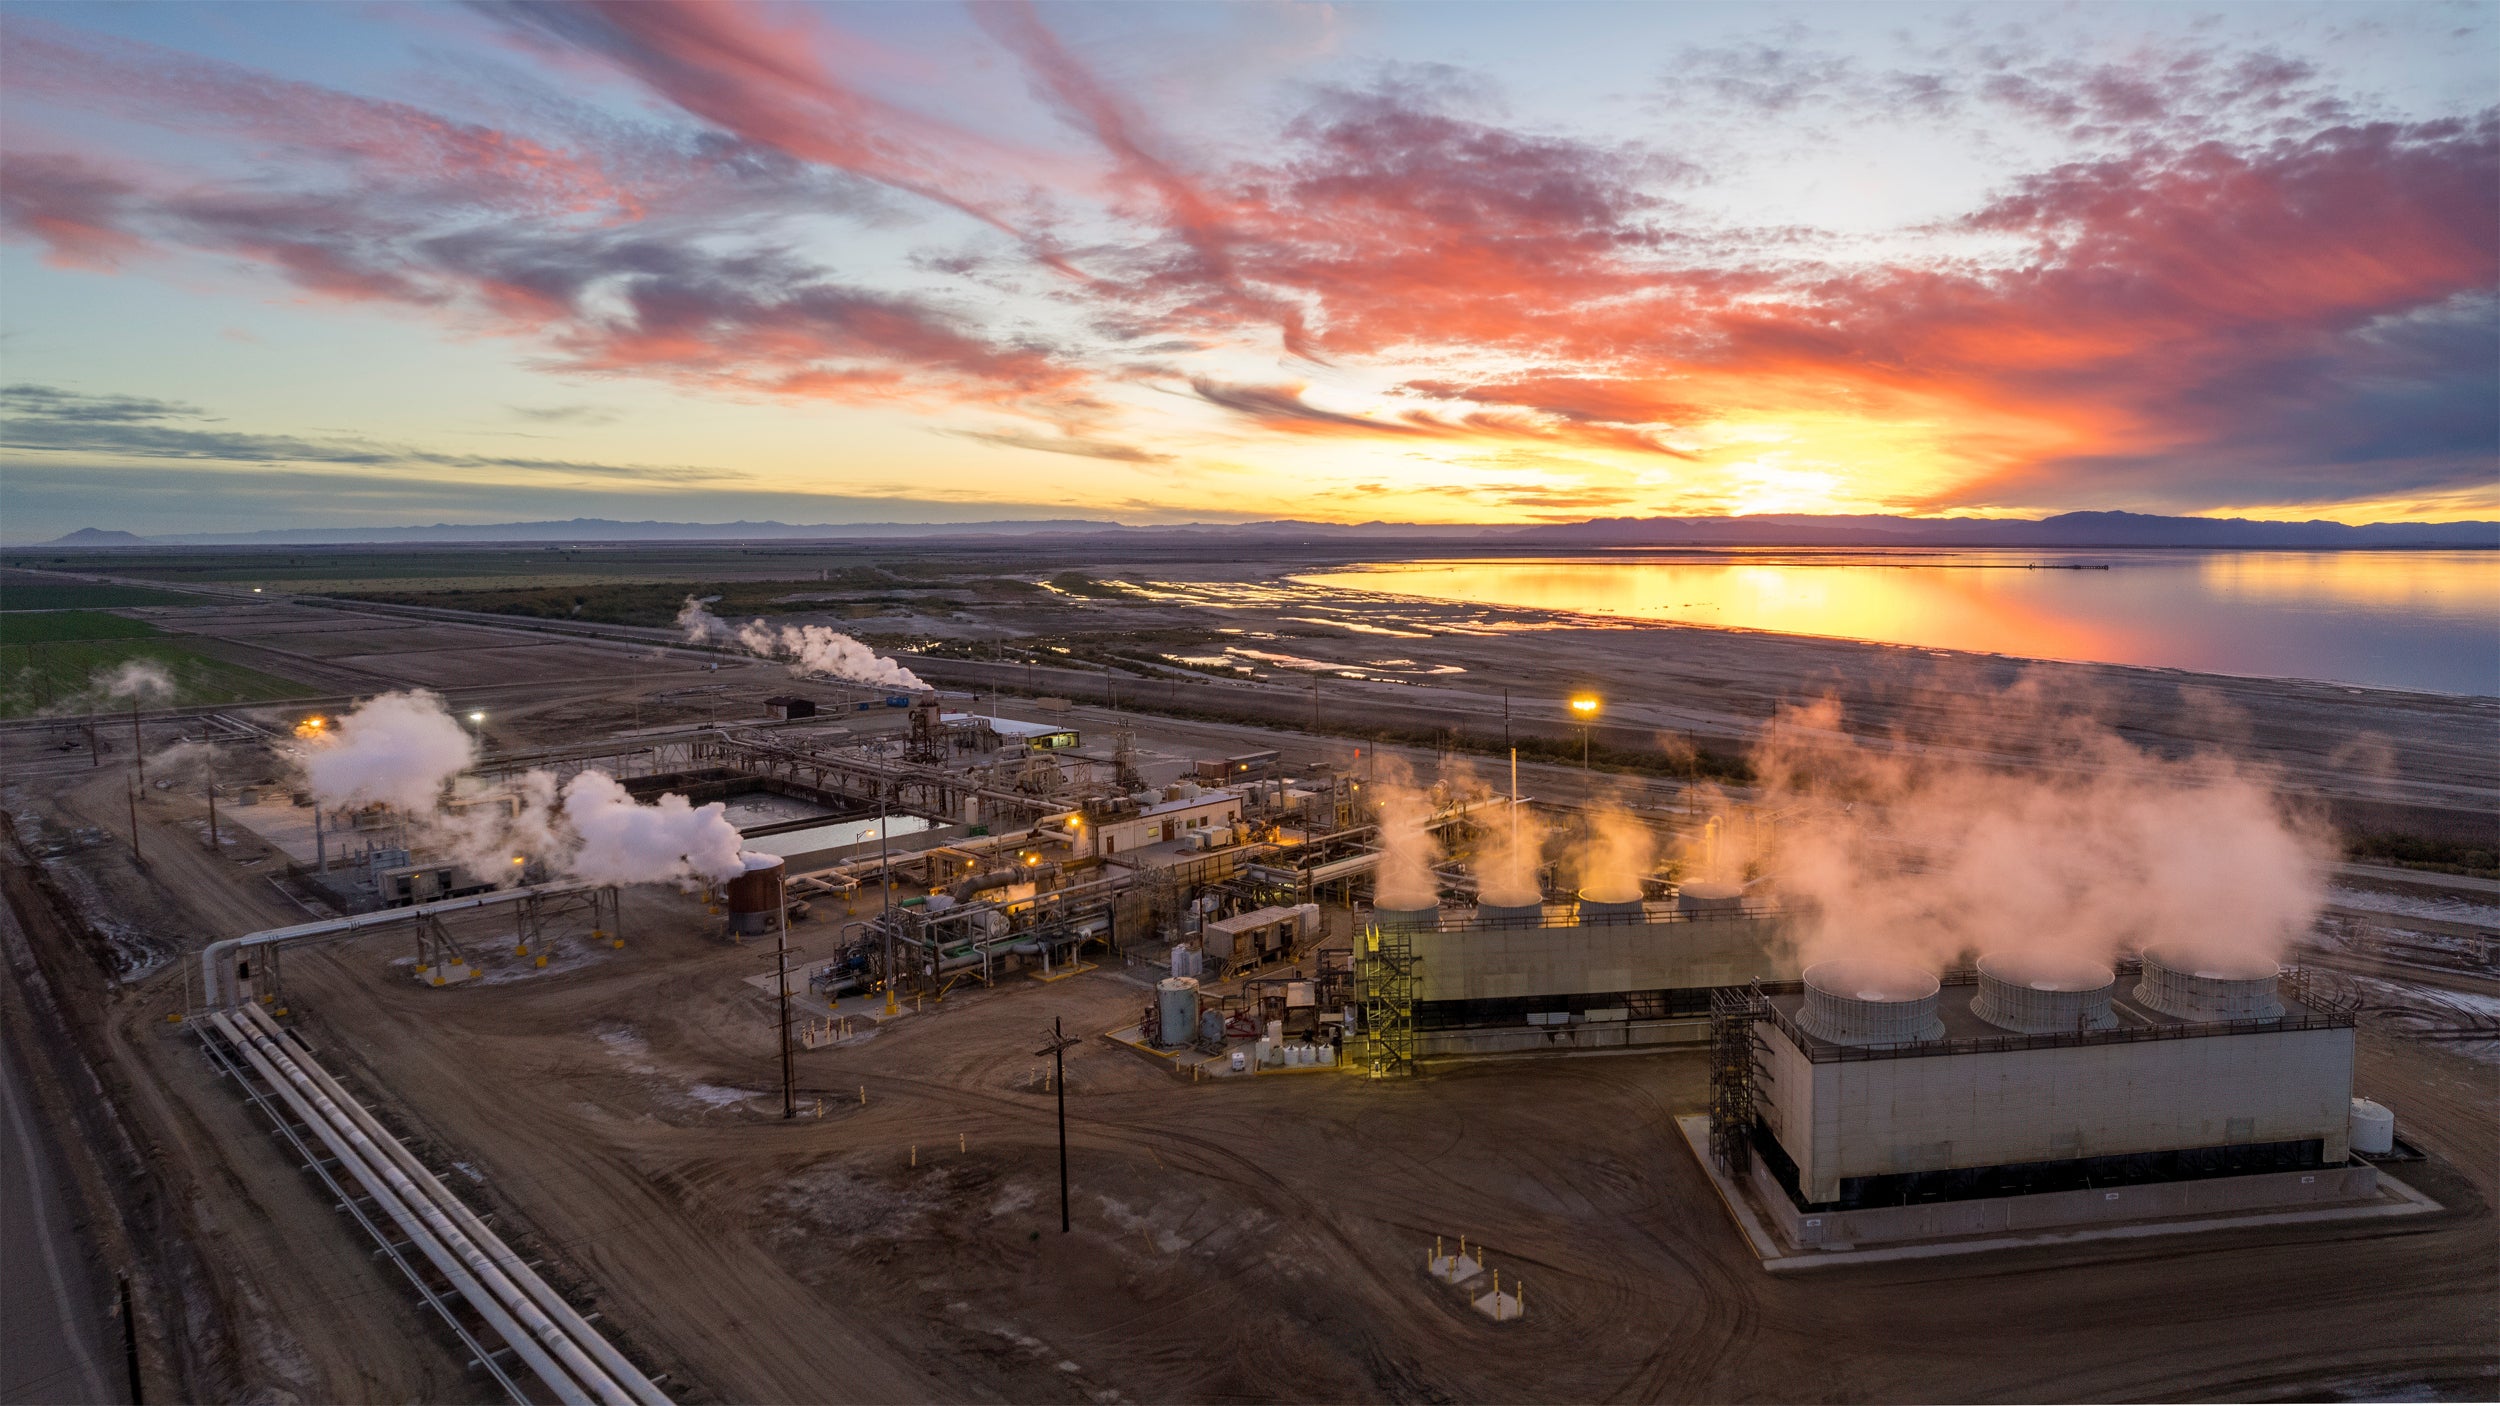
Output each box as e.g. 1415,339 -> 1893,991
724,852 -> 786,935
1576,890 -> 1645,923
1156,977 -> 1199,1049
1973,952 -> 2119,1034
1199,1008 -> 1225,1047
2349,1098 -> 2396,1155
1798,959 -> 1945,1047
1676,881 -> 1745,915
2134,946 -> 2284,1023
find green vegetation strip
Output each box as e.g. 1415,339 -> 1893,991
0,572 -> 199,610
0,636 -> 312,719
0,610 -> 162,643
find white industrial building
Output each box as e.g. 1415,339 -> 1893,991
1720,948 -> 2375,1247
1068,790 -> 1242,859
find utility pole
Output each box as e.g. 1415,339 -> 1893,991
87,702 -> 98,768
1035,1017 -> 1079,1233
204,742 -> 219,854
126,774 -> 143,866
879,784 -> 897,1016
778,883 -> 796,1119
1503,687 -> 1511,750
130,700 -> 144,786
1309,671 -> 1319,732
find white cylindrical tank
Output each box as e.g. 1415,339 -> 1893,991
1156,977 -> 1199,1049
2135,946 -> 2284,1023
1799,959 -> 1945,1047
1170,943 -> 1191,979
1253,1037 -> 1272,1067
1316,1043 -> 1335,1066
2349,1098 -> 2396,1155
1230,1049 -> 1247,1072
1973,952 -> 2119,1034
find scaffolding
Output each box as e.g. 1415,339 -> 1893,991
1353,921 -> 1418,1078
1708,984 -> 1767,1182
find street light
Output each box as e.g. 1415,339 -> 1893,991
468,710 -> 486,724
1568,693 -> 1601,769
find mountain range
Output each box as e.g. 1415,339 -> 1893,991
27,512 -> 2497,549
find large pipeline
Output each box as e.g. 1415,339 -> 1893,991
209,1008 -> 655,1404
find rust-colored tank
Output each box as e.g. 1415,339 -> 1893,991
725,852 -> 786,935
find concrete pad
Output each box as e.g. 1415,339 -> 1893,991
1429,1251 -> 1483,1285
417,962 -> 479,988
1672,1115 -> 2444,1274
1472,1288 -> 1523,1322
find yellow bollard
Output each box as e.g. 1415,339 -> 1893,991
516,944 -> 529,958
859,1084 -> 866,1105
959,1132 -> 966,1154
275,1007 -> 288,1017
910,1144 -> 917,1167
535,954 -> 548,968
165,1013 -> 182,1024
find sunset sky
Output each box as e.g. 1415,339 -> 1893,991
1,1 -> 2492,538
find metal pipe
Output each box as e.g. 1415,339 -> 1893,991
208,1011 -> 600,1406
237,1005 -> 668,1406
201,882 -> 606,1008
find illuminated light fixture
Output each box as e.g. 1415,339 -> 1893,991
469,711 -> 486,723
1568,694 -> 1601,718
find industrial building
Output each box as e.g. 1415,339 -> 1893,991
1709,948 -> 2379,1249
1359,885 -> 1791,1060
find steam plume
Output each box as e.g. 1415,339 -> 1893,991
295,690 -> 476,813
1575,805 -> 1655,903
678,597 -> 926,690
100,660 -> 175,703
1757,680 -> 2332,974
292,690 -> 745,887
1474,799 -> 1548,906
1367,760 -> 1441,910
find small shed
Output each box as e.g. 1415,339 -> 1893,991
763,695 -> 817,720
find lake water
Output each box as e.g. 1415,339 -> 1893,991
1296,550 -> 2499,696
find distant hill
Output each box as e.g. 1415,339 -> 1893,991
1510,511 -> 2500,549
18,512 -> 2495,549
42,527 -> 150,546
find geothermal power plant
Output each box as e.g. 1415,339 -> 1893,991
2,577 -> 2480,1405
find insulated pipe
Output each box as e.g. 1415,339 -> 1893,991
214,1011 -> 638,1406
207,1012 -> 598,1406
201,881 -> 605,1008
239,1005 -> 670,1406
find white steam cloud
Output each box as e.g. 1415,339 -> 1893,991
1758,682 -> 2333,975
1574,805 -> 1655,904
293,690 -> 746,887
100,660 -> 176,704
1367,760 -> 1442,910
296,690 -> 476,813
677,597 -> 926,690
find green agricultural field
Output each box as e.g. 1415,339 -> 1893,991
0,616 -> 313,718
0,571 -> 200,609
0,610 -> 161,644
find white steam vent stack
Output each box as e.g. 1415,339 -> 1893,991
1799,959 -> 1946,1047
2133,945 -> 2284,1023
1973,952 -> 2119,1034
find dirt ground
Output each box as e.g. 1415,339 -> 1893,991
1,557 -> 2494,1402
7,756 -> 2494,1403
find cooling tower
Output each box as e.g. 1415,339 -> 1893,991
1575,891 -> 1646,923
2134,946 -> 2284,1023
1798,959 -> 1945,1046
1371,903 -> 1440,933
1972,952 -> 2119,1034
1474,899 -> 1545,926
1676,881 -> 1745,915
